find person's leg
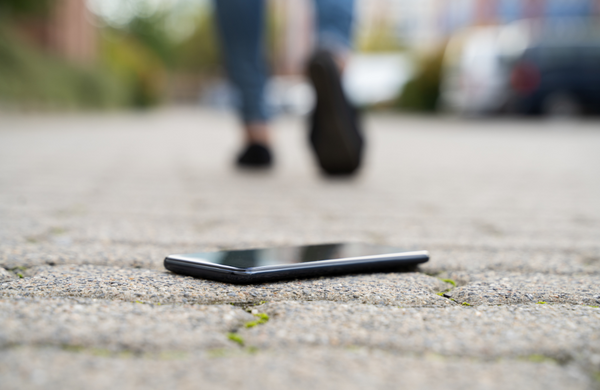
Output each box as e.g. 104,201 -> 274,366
313,0 -> 355,68
213,0 -> 272,166
307,0 -> 363,175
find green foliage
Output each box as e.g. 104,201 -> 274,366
357,18 -> 405,52
99,29 -> 166,107
462,302 -> 471,306
0,0 -> 52,17
536,301 -> 547,304
397,48 -> 445,112
127,15 -> 175,67
171,10 -> 220,74
0,25 -> 130,110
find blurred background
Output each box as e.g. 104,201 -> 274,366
0,0 -> 599,117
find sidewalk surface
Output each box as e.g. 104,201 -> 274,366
1,108 -> 599,389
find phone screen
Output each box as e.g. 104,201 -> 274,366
182,243 -> 405,269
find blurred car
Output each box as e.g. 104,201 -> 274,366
440,25 -> 510,115
441,18 -> 600,117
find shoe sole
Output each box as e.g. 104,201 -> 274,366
308,52 -> 362,175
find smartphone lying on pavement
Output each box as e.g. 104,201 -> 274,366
164,243 -> 429,284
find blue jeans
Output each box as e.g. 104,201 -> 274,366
213,0 -> 355,124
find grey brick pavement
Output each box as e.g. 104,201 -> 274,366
1,108 -> 599,389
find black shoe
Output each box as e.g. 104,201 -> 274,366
307,49 -> 364,175
236,143 -> 273,168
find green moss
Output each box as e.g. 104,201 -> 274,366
10,266 -> 27,277
437,292 -> 445,296
244,313 -> 270,328
49,226 -> 67,235
439,279 -> 457,287
227,333 -> 244,346
462,302 -> 471,306
585,305 -> 599,308
522,354 -> 557,364
536,301 -> 547,304
61,345 -> 85,353
61,345 -> 113,358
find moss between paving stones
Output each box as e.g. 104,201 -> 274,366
236,301 -> 600,371
0,297 -> 254,353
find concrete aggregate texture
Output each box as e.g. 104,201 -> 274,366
1,108 -> 600,389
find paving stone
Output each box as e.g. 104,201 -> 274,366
0,265 -> 452,306
0,267 -> 15,282
2,110 -> 600,388
0,241 -> 219,270
0,297 -> 252,353
421,246 -> 600,275
0,346 -> 592,390
240,301 -> 600,369
442,271 -> 600,306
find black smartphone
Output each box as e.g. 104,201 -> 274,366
164,243 -> 428,284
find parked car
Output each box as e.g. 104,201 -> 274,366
440,18 -> 600,117
440,25 -> 510,115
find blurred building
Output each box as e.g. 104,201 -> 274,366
51,0 -> 97,63
392,0 -> 600,50
271,0 -> 313,75
14,0 -> 97,64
